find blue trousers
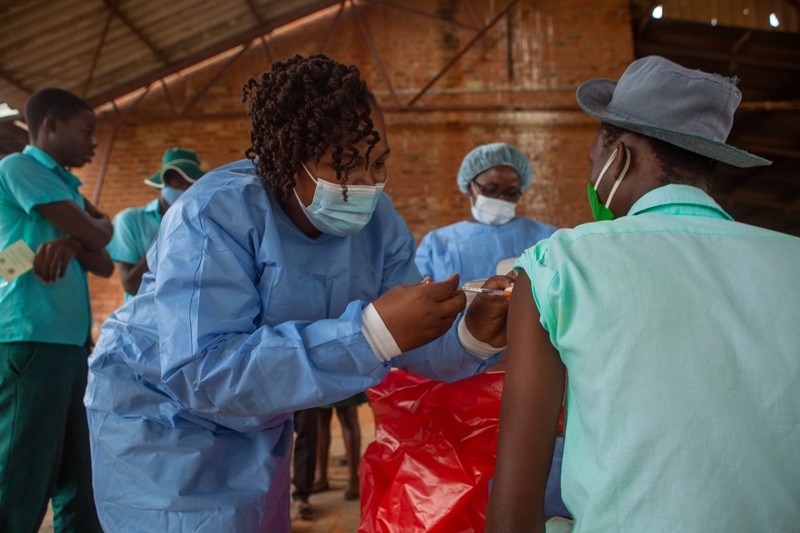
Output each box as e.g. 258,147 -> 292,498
545,436 -> 570,518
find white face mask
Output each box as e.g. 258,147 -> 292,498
161,186 -> 184,206
470,184 -> 517,226
293,162 -> 385,237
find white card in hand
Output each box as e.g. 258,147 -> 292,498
0,239 -> 35,283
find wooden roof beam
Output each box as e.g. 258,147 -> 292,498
781,0 -> 800,12
635,44 -> 800,73
321,1 -> 346,54
83,3 -> 116,97
102,0 -> 171,65
636,1 -> 661,36
407,0 -> 519,107
0,68 -> 34,98
365,0 -> 480,31
86,0 -> 342,107
242,0 -> 266,25
181,42 -> 251,115
351,0 -> 400,106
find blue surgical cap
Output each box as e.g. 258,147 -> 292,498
456,143 -> 533,194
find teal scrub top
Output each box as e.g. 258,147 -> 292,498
517,184 -> 800,532
0,145 -> 90,346
107,198 -> 162,299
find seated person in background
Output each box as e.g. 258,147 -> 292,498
486,55 -> 800,532
415,142 -> 556,284
107,147 -> 204,299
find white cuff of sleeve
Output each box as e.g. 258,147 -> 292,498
362,303 -> 402,363
457,317 -> 505,359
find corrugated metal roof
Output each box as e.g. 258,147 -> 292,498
0,0 -> 340,112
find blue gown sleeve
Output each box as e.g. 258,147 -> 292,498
415,231 -> 436,279
392,321 -> 500,382
374,203 -> 500,382
413,225 -> 465,282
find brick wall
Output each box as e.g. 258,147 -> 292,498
75,0 -> 634,338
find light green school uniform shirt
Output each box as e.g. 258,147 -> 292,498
0,145 -> 91,346
516,184 -> 800,532
107,199 -> 162,265
107,198 -> 162,300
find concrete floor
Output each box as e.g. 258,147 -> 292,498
39,404 -> 375,533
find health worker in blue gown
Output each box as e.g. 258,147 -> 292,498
416,143 -> 570,520
83,54 -> 511,533
415,143 -> 556,283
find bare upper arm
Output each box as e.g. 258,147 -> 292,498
115,260 -> 145,295
486,269 -> 566,532
35,199 -> 112,250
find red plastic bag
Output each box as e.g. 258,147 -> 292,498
359,370 -> 505,533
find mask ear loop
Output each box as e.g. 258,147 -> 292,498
604,147 -> 631,208
294,162 -> 319,211
469,181 -> 479,207
300,162 -> 319,185
594,148 -> 618,193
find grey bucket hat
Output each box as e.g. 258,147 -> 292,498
576,55 -> 771,168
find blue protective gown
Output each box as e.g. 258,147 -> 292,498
84,159 -> 497,532
415,218 -> 557,283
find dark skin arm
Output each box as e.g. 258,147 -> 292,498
116,255 -> 149,296
32,197 -> 114,282
76,243 -> 114,278
33,236 -> 114,282
464,273 -> 515,347
373,275 -> 467,352
35,197 -> 113,251
485,269 -> 566,533
373,274 -> 513,353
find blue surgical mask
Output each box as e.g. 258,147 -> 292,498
294,162 -> 385,237
161,186 -> 184,206
587,147 -> 630,221
470,184 -> 517,226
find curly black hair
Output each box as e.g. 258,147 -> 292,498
242,54 -> 381,201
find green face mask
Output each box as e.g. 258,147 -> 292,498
587,147 -> 630,222
587,183 -> 615,221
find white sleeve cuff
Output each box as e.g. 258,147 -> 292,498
457,317 -> 505,359
362,303 -> 402,363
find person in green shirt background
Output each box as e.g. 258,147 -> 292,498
0,87 -> 113,533
107,147 -> 204,299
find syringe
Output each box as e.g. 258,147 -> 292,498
459,285 -> 513,297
